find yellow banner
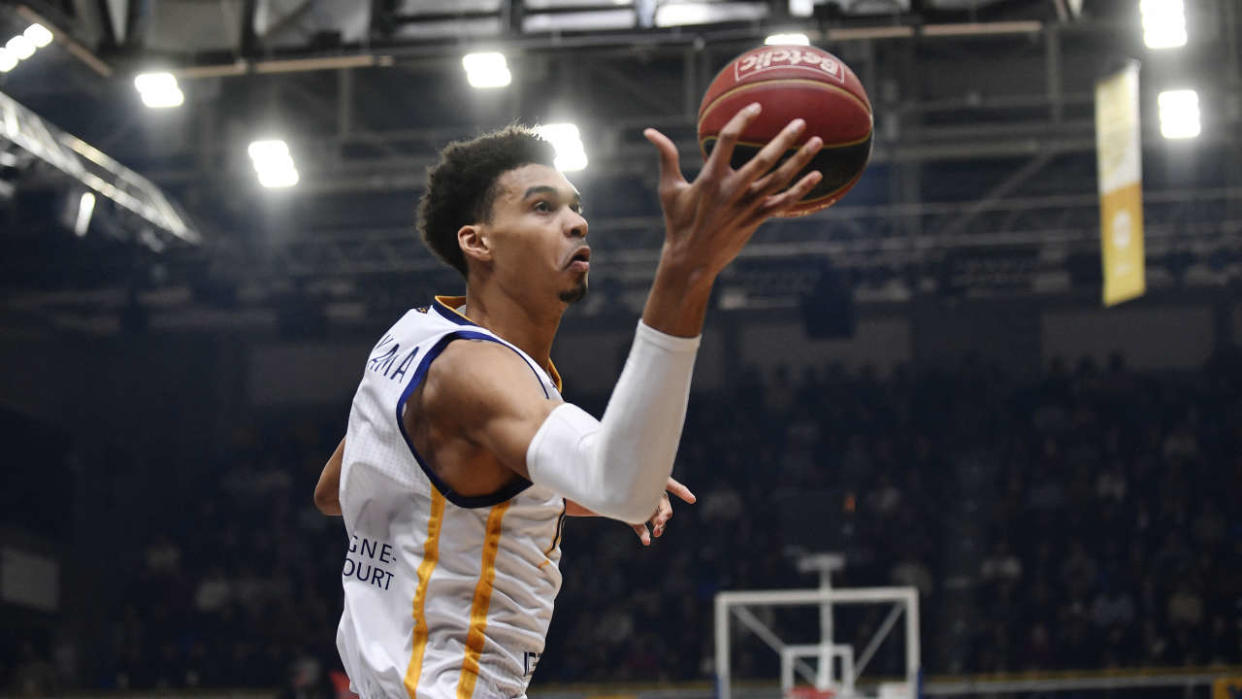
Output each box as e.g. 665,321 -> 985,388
1214,675 -> 1242,699
1095,63 -> 1145,307
1100,182 -> 1145,305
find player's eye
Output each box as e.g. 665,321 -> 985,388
533,200 -> 553,213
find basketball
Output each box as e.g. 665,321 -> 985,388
697,45 -> 873,215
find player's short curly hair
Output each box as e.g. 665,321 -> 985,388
417,126 -> 558,277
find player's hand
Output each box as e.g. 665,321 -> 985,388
631,477 -> 696,546
563,477 -> 695,544
643,104 -> 823,278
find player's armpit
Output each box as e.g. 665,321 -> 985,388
419,339 -> 560,481
314,437 -> 345,516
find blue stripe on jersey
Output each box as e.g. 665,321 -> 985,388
395,330 -> 542,508
430,302 -> 551,399
432,298 -> 475,326
433,297 -> 564,393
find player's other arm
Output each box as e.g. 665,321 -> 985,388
314,437 -> 345,516
425,340 -> 681,524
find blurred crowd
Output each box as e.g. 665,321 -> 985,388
6,347 -> 1242,694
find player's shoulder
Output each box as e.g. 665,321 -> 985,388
423,337 -> 537,407
435,335 -> 527,374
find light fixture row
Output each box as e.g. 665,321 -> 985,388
0,24 -> 54,73
1139,0 -> 1200,140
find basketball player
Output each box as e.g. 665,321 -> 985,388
313,103 -> 823,698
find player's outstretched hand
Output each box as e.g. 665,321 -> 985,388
563,478 -> 695,545
631,477 -> 696,547
644,103 -> 823,278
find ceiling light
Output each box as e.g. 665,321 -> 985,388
134,72 -> 185,108
248,139 -> 300,188
536,123 -> 588,172
765,32 -> 811,45
23,24 -> 53,48
1158,89 -> 1200,139
257,167 -> 300,188
789,0 -> 814,17
74,192 -> 96,237
462,52 -> 511,89
5,35 -> 35,60
1141,0 -> 1187,49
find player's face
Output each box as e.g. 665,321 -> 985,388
484,164 -> 590,306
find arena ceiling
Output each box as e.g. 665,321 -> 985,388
0,0 -> 1239,334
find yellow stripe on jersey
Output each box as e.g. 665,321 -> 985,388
546,361 -> 563,392
404,490 -> 447,698
456,501 -> 511,699
543,502 -> 567,557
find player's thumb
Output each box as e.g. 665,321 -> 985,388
643,128 -> 683,190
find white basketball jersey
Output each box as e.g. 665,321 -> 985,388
336,296 -> 567,699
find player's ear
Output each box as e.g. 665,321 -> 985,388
458,224 -> 492,265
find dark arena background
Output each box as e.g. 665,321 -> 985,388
2,1 -> 1241,698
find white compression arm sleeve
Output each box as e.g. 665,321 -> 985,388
525,320 -> 700,523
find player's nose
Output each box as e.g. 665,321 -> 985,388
565,211 -> 588,239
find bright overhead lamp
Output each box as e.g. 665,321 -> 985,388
248,139 -> 300,189
247,139 -> 292,164
256,167 -> 300,188
138,89 -> 184,108
134,71 -> 185,108
134,72 -> 177,94
656,1 -> 768,27
23,24 -> 53,48
5,35 -> 35,60
789,0 -> 814,17
1140,0 -> 1186,49
1158,89 -> 1200,139
656,3 -> 711,26
74,192 -> 96,237
462,52 -> 512,89
536,123 -> 588,172
764,32 -> 810,46
0,24 -> 55,73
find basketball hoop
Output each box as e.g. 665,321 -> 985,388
785,687 -> 835,699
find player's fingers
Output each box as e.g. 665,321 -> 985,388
652,498 -> 673,530
748,136 -> 823,198
654,511 -> 672,538
643,128 -> 686,191
755,170 -> 823,217
706,103 -> 761,176
735,118 -> 807,187
632,523 -> 651,546
667,477 -> 697,504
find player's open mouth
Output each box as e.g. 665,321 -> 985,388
567,247 -> 591,271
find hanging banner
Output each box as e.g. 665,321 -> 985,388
1095,62 -> 1145,307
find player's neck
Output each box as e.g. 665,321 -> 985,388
461,288 -> 561,372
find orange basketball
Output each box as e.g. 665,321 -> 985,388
697,45 -> 873,215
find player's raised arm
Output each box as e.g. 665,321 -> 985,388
640,103 -> 823,337
426,106 -> 823,525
